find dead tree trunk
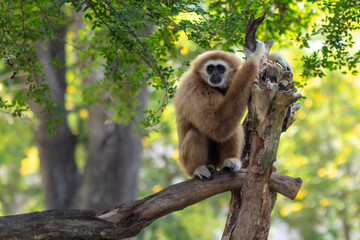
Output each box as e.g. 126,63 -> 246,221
222,14 -> 302,240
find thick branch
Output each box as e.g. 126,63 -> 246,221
100,171 -> 301,238
0,171 -> 301,240
0,210 -> 121,240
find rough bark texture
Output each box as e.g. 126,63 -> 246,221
31,27 -> 79,209
0,170 -> 301,240
0,210 -> 121,240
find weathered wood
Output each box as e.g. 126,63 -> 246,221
0,210 -> 121,240
0,171 -> 301,240
98,171 -> 301,238
244,13 -> 266,52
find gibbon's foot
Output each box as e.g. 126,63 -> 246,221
193,165 -> 215,180
268,52 -> 293,72
221,158 -> 242,174
244,40 -> 265,60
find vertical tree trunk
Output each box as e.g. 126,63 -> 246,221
72,22 -> 152,214
222,61 -> 301,239
31,27 -> 79,209
73,87 -> 147,214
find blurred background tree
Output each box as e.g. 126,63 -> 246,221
0,0 -> 359,239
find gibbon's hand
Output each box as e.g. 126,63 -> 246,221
243,40 -> 265,60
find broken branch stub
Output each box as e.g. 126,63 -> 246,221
244,12 -> 267,53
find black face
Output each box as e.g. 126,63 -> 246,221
206,64 -> 226,85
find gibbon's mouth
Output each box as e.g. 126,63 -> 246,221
210,76 -> 222,85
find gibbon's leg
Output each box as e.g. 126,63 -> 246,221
179,128 -> 214,179
218,125 -> 244,173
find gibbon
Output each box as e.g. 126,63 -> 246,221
174,41 -> 292,179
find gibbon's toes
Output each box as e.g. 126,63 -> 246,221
268,52 -> 293,73
277,57 -> 293,72
221,158 -> 242,174
193,165 -> 213,180
207,164 -> 216,173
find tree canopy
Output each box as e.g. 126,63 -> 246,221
2,0 -> 358,130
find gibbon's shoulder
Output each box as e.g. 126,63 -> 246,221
176,71 -> 198,97
191,50 -> 242,72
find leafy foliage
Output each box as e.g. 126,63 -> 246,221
0,0 -> 315,130
297,0 -> 360,78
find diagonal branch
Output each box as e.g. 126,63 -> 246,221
0,170 -> 301,240
98,170 -> 301,238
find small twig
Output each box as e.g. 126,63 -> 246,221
21,0 -> 26,44
35,0 -> 83,51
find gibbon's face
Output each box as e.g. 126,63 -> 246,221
200,60 -> 232,89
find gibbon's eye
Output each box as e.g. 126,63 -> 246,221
216,64 -> 226,73
206,64 -> 215,74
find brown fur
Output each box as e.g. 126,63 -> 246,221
174,50 -> 261,177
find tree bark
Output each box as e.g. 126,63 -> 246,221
73,87 -> 147,214
0,170 -> 302,240
31,27 -> 79,209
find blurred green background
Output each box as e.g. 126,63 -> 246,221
0,0 -> 359,239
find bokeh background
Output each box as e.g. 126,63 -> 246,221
0,1 -> 359,239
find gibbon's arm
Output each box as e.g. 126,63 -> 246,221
185,43 -> 264,142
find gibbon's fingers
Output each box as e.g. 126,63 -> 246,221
243,45 -> 252,58
244,40 -> 265,60
193,165 -> 213,180
268,52 -> 293,72
221,158 -> 242,174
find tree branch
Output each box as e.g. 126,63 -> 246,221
0,170 -> 301,240
244,12 -> 266,52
